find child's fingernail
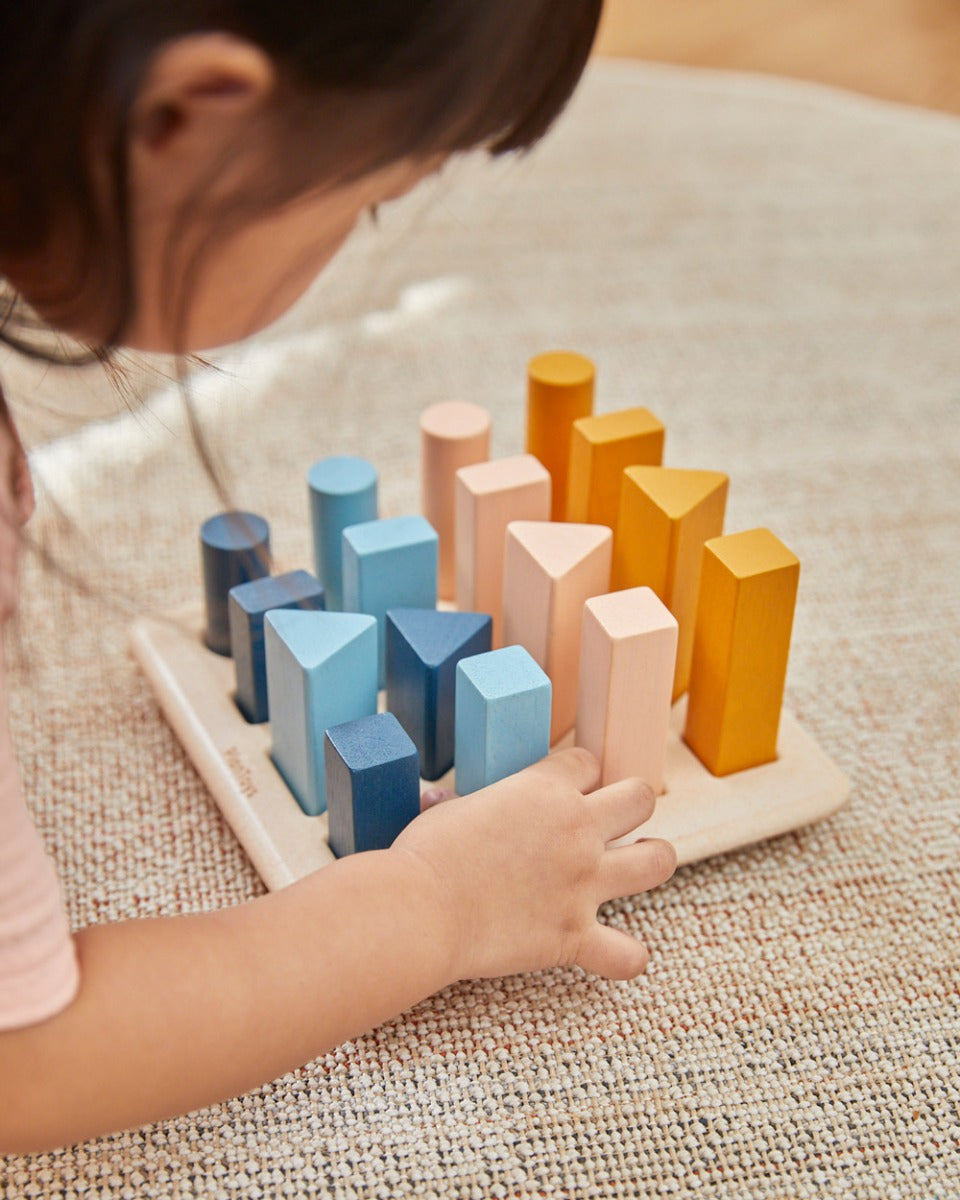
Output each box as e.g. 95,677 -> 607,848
421,788 -> 453,809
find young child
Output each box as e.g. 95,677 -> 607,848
0,2 -> 676,1154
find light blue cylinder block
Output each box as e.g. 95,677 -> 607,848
308,456 -> 378,611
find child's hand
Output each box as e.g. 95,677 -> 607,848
392,747 -> 676,983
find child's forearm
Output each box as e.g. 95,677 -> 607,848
0,749 -> 676,1156
0,848 -> 456,1155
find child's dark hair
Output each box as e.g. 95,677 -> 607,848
0,1 -> 603,353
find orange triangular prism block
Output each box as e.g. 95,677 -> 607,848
613,466 -> 728,699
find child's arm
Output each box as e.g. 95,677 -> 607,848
0,748 -> 674,1155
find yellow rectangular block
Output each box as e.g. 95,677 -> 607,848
525,351 -> 595,522
613,466 -> 728,699
566,407 -> 665,532
683,528 -> 800,776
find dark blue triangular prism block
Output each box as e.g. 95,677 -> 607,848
385,607 -> 492,781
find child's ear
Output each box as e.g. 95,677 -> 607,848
129,33 -> 275,153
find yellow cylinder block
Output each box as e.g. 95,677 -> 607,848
525,351 -> 595,523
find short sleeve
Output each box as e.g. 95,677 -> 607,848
0,733 -> 80,1031
0,391 -> 78,1029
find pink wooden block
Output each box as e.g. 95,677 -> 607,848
502,521 -> 612,743
420,402 -> 491,601
455,455 -> 551,646
575,588 -> 678,794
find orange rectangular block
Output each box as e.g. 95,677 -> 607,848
566,407 -> 665,533
525,351 -> 595,522
455,455 -> 551,646
420,401 -> 491,601
502,521 -> 612,743
683,528 -> 800,776
575,588 -> 678,793
613,466 -> 728,699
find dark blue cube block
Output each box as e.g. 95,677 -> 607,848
385,607 -> 493,781
324,713 -> 421,857
228,570 -> 326,723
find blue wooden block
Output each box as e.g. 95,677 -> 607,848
455,646 -> 552,795
385,608 -> 492,781
342,516 -> 439,687
308,456 -> 378,611
265,610 -> 378,816
200,511 -> 271,656
228,570 -> 326,724
324,713 -> 421,857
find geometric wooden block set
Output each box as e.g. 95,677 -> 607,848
130,352 -> 850,890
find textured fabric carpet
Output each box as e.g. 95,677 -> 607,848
2,60 -> 959,1199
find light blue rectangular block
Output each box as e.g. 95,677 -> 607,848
454,645 -> 552,796
265,609 -> 378,816
342,515 -> 439,687
308,456 -> 378,611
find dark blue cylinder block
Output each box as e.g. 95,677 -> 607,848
200,511 -> 271,656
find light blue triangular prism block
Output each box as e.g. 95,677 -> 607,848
265,610 -> 378,816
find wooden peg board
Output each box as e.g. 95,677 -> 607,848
129,607 -> 850,891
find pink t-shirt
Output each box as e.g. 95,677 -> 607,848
0,645 -> 79,1031
0,396 -> 79,1031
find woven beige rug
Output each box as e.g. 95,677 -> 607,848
2,60 -> 958,1199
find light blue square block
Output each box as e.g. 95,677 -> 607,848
265,609 -> 378,816
455,646 -> 552,796
342,515 -> 439,687
308,456 -> 378,611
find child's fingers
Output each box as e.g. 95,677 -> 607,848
576,923 -> 650,980
597,838 -> 677,904
526,745 -> 602,794
420,787 -> 456,811
586,776 -> 656,842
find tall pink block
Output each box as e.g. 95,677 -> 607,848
502,521 -> 612,743
420,402 -> 491,601
575,588 -> 678,794
455,455 -> 551,647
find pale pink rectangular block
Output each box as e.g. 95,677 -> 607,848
455,455 -> 551,646
575,587 -> 678,794
502,521 -> 612,743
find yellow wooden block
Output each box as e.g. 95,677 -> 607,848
683,528 -> 800,776
525,351 -> 595,522
566,407 -> 665,531
613,466 -> 728,699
